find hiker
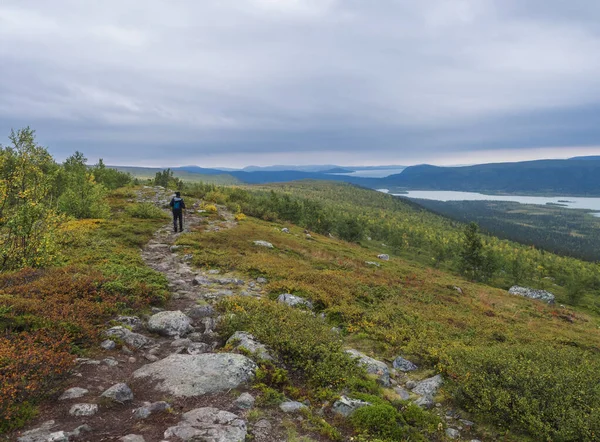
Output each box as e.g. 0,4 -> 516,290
169,191 -> 186,232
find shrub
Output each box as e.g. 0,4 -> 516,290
349,404 -> 404,440
125,202 -> 167,219
441,344 -> 600,441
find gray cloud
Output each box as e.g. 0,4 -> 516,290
1,0 -> 600,167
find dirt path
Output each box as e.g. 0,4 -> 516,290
12,188 -> 279,442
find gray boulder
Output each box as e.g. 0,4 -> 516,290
227,331 -> 273,361
346,349 -> 391,387
234,392 -> 255,410
69,403 -> 98,417
332,396 -> 371,417
120,436 -> 146,442
133,353 -> 256,397
164,407 -> 246,442
100,339 -> 116,350
17,421 -> 57,442
101,383 -> 134,402
446,428 -> 460,439
59,387 -> 89,400
187,304 -> 215,320
115,315 -> 144,331
277,293 -> 314,309
394,387 -> 411,401
133,401 -> 171,419
392,356 -> 418,372
377,254 -> 390,261
104,326 -> 153,349
412,374 -> 443,397
509,286 -> 555,304
147,310 -> 192,337
280,401 -> 307,413
414,395 -> 434,409
253,240 -> 274,248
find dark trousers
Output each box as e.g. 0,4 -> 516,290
173,210 -> 183,232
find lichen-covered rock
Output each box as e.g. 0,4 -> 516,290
277,293 -> 314,309
133,353 -> 256,397
100,339 -> 116,350
446,428 -> 460,439
392,356 -> 418,372
164,407 -> 247,441
253,240 -> 274,248
394,386 -> 411,400
377,254 -> 390,261
147,310 -> 192,337
133,401 -> 171,419
414,395 -> 434,409
69,403 -> 98,417
101,383 -> 134,402
104,326 -> 153,349
115,316 -> 144,331
234,392 -> 255,410
346,349 -> 391,387
411,374 -> 443,397
280,401 -> 307,413
332,396 -> 371,417
59,387 -> 89,400
186,304 -> 215,320
120,435 -> 146,442
509,286 -> 555,304
227,331 -> 273,361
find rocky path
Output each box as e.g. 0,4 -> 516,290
14,188 -> 279,442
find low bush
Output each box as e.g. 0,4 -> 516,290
440,344 -> 600,441
125,202 -> 167,219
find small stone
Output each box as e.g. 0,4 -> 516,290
253,240 -> 274,248
100,340 -> 116,350
69,403 -> 98,416
170,245 -> 181,252
47,432 -> 69,442
102,357 -> 119,367
208,269 -> 220,274
412,374 -> 443,397
377,254 -> 390,261
394,386 -> 411,400
446,428 -> 460,439
234,392 -> 255,410
281,228 -> 290,233
392,356 -> 418,372
144,354 -> 159,362
101,383 -> 134,402
365,261 -> 380,267
277,293 -> 313,309
59,387 -> 89,400
120,435 -> 146,442
332,396 -> 371,417
128,357 -> 137,363
256,277 -> 268,284
414,395 -> 434,409
171,338 -> 192,348
280,401 -> 307,413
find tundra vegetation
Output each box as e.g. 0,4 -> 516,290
1,128 -> 599,441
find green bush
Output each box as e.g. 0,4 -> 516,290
349,404 -> 404,440
441,344 -> 600,441
125,203 -> 167,219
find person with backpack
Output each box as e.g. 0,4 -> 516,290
169,191 -> 186,232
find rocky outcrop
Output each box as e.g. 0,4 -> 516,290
164,407 -> 247,442
346,349 -> 391,387
133,353 -> 256,397
509,286 -> 555,304
226,331 -> 273,361
147,310 -> 192,337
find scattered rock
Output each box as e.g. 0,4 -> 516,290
144,354 -> 159,362
346,349 -> 391,386
100,340 -> 116,350
120,435 -> 146,442
102,357 -> 119,367
234,392 -> 255,410
252,419 -> 272,441
256,277 -> 268,284
509,286 -> 555,304
394,386 -> 411,400
133,353 -> 257,397
187,342 -> 210,355
365,261 -> 380,267
171,338 -> 192,348
133,401 -> 171,419
392,356 -> 418,372
104,326 -> 153,349
405,380 -> 417,389
253,240 -> 274,248
277,293 -> 314,309
170,245 -> 181,252
280,401 -> 307,413
115,316 -> 144,331
164,407 -> 247,442
69,403 -> 98,417
227,331 -> 273,361
18,420 -> 57,442
147,310 -> 192,337
453,286 -> 463,295
377,254 -> 390,261
281,228 -> 290,233
414,395 -> 434,409
332,396 -> 371,417
412,374 -> 443,397
192,276 -> 212,286
446,428 -> 460,439
59,387 -> 89,400
101,383 -> 134,403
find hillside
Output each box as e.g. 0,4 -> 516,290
380,159 -> 600,195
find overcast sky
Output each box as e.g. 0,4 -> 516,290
1,0 -> 600,167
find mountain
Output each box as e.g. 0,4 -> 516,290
380,159 -> 600,195
569,155 -> 600,161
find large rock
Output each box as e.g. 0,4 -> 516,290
392,356 -> 418,372
147,310 -> 192,337
227,331 -> 273,361
101,383 -> 134,402
509,286 -> 555,304
164,407 -> 247,441
411,374 -> 443,397
133,353 -> 256,397
277,293 -> 314,309
332,396 -> 371,417
104,326 -> 153,349
346,349 -> 391,387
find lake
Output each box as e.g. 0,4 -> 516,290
377,189 -> 600,216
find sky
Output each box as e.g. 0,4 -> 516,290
1,0 -> 600,168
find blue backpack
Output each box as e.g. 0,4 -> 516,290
173,198 -> 182,210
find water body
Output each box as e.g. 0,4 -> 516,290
378,189 -> 600,216
329,168 -> 406,178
